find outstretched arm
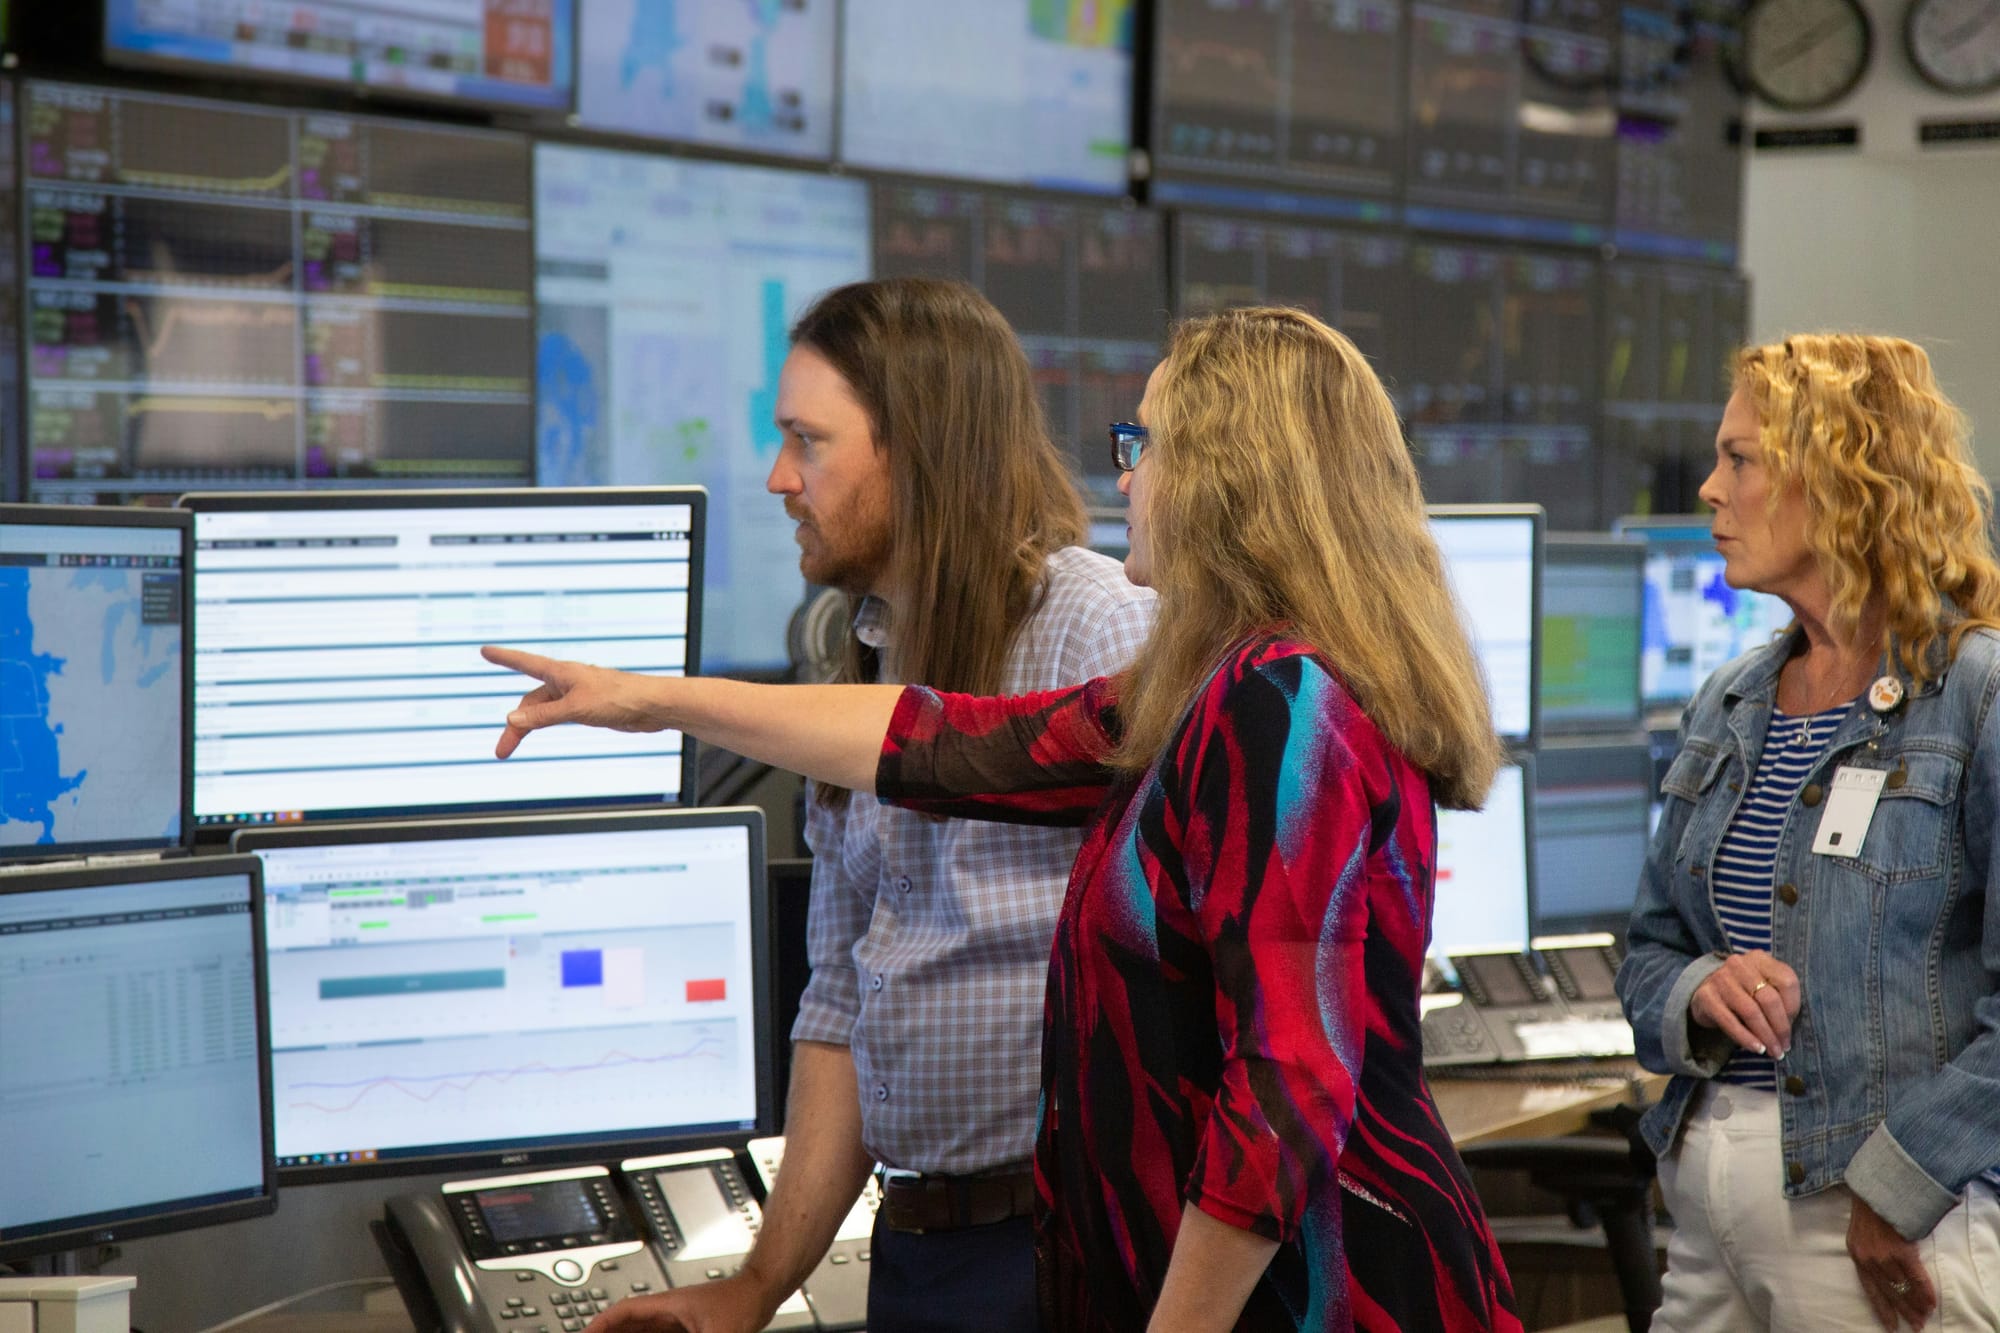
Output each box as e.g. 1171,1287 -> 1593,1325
482,646 -> 901,792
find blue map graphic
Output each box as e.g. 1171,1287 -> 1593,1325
0,569 -> 85,842
746,278 -> 788,457
538,329 -> 605,487
619,0 -> 783,135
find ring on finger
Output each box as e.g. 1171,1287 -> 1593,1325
1889,1278 -> 1912,1296
1750,980 -> 1771,995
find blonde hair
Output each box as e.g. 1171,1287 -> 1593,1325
1115,307 -> 1503,811
1735,334 -> 2000,686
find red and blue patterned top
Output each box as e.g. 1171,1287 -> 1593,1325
879,635 -> 1522,1332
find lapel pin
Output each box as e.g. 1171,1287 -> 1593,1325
1868,676 -> 1906,715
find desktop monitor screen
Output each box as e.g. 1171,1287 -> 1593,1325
182,488 -> 702,833
23,82 -> 534,505
534,142 -> 869,674
235,809 -> 773,1183
1615,516 -> 1792,712
1541,534 -> 1644,733
102,0 -> 576,113
0,855 -> 275,1261
1,505 -> 191,859
1429,506 -> 1541,742
1431,757 -> 1533,960
576,0 -> 836,160
839,0 -> 1135,194
1534,740 -> 1652,937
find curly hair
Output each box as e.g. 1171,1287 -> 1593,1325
1735,333 -> 2000,685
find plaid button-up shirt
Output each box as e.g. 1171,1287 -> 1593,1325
790,545 -> 1155,1173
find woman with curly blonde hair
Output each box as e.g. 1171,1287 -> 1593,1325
1619,333 -> 2000,1331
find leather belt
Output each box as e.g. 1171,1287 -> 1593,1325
876,1168 -> 1036,1234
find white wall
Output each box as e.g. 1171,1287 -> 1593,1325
1740,0 -> 2000,476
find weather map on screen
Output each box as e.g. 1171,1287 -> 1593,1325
577,0 -> 836,160
1,519 -> 184,853
535,144 -> 869,672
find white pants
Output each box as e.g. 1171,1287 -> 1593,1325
1653,1083 -> 2000,1332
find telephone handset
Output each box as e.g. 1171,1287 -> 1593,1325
1421,952 -> 1562,1066
745,1136 -> 874,1332
618,1148 -> 816,1330
379,1165 -> 672,1333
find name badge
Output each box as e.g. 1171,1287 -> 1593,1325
1811,766 -> 1888,858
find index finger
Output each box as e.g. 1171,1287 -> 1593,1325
483,644 -> 558,680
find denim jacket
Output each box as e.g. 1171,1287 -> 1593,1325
1617,624 -> 2000,1241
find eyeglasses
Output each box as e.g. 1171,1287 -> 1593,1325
1109,422 -> 1150,472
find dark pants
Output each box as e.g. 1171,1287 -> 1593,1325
866,1212 -> 1038,1333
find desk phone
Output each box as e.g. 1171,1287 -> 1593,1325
1422,943 -> 1635,1067
383,1165 -> 670,1333
619,1148 -> 816,1329
746,1136 -> 874,1331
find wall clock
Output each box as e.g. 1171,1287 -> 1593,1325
1741,0 -> 1873,109
1905,0 -> 2000,94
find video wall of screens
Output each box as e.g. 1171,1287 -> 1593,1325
1403,0 -> 1616,240
575,0 -> 837,161
1150,0 -> 1404,217
102,0 -> 577,114
873,181 -> 1166,505
1171,212 -> 1406,402
1405,242 -> 1600,527
839,0 -> 1135,195
0,77 -> 16,500
1613,0 -> 1746,262
22,82 -> 534,505
1600,261 -> 1749,516
535,143 -> 870,673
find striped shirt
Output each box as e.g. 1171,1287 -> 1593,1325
1712,702 -> 1849,1089
790,545 -> 1155,1173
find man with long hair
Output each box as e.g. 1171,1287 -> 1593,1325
592,279 -> 1153,1332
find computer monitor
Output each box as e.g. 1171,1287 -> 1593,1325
1150,0 -> 1404,214
839,0 -> 1135,194
0,855 -> 275,1262
576,0 -> 836,160
1429,505 -> 1541,743
1431,756 -> 1534,960
870,179 -> 1166,505
1533,738 -> 1652,937
534,142 -> 869,674
24,82 -> 534,505
1,505 -> 191,860
233,809 -> 774,1183
180,488 -> 703,833
1614,515 -> 1792,714
1541,534 -> 1644,733
102,0 -> 577,113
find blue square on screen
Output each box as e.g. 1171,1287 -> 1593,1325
561,950 -> 603,987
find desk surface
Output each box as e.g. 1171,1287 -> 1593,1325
1434,1063 -> 1667,1145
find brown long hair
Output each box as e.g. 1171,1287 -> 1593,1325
1115,307 -> 1502,811
1736,334 -> 2000,685
791,280 -> 1087,798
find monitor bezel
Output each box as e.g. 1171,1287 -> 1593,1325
1431,750 -> 1538,963
1427,503 -> 1544,746
0,503 -> 195,862
99,0 -> 579,117
177,486 -> 705,837
1540,532 -> 1646,735
233,806 -> 776,1185
1530,734 -> 1652,939
0,853 -> 277,1261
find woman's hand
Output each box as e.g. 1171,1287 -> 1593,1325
1848,1193 -> 1935,1330
484,645 -> 673,758
1689,949 -> 1801,1057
